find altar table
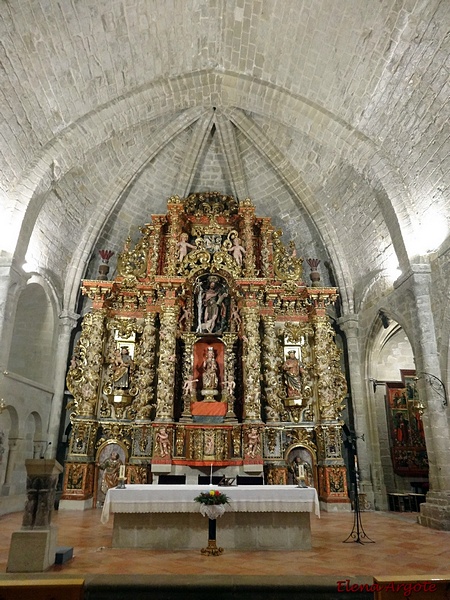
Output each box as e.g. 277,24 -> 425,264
101,484 -> 320,550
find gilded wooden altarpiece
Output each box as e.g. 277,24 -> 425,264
62,193 -> 349,507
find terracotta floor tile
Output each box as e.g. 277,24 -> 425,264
1,508 -> 450,578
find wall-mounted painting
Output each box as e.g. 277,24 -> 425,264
385,370 -> 428,477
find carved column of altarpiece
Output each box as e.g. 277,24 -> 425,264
62,193 -> 349,507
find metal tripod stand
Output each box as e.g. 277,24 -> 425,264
343,435 -> 375,545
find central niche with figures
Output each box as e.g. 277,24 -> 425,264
62,192 -> 350,510
195,274 -> 230,335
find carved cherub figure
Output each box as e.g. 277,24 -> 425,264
177,233 -> 196,263
228,237 -> 246,267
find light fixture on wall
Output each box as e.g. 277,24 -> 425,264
0,398 -> 6,414
368,378 -> 386,393
414,372 -> 448,410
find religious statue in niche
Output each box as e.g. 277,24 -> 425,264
283,350 -> 304,398
111,346 -> 134,390
288,455 -> 313,487
155,426 -> 171,458
98,448 -> 123,501
178,302 -> 191,331
244,427 -> 261,458
195,275 -> 229,334
200,347 -> 220,401
286,448 -> 314,487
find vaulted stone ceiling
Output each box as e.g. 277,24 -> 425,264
1,1 -> 449,315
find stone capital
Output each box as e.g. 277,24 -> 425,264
337,313 -> 359,335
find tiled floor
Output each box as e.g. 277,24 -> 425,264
0,508 -> 449,577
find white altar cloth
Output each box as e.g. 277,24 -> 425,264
101,484 -> 320,524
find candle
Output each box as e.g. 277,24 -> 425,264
298,464 -> 305,479
119,465 -> 125,479
210,462 -> 213,485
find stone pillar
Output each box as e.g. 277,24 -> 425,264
338,314 -> 376,505
7,459 -> 63,572
155,305 -> 179,422
0,259 -> 29,371
241,305 -> 262,422
402,265 -> 450,530
2,438 -> 20,495
47,310 -> 79,455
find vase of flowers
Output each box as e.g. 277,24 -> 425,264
194,489 -> 230,520
194,490 -> 230,556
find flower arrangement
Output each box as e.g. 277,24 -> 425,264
194,490 -> 230,506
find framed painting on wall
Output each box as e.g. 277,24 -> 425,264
385,371 -> 428,477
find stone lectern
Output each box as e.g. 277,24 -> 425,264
7,459 -> 63,572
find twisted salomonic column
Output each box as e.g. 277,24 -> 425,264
155,305 -> 179,421
146,216 -> 165,278
133,313 -> 158,419
312,312 -> 348,505
66,309 -> 106,418
261,314 -> 284,422
259,218 -> 274,279
313,316 -> 346,422
241,306 -> 262,422
180,332 -> 196,422
239,199 -> 256,278
222,332 -> 238,421
165,196 -> 184,276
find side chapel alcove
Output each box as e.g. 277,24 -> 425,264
61,193 -> 349,511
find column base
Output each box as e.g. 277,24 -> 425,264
59,497 -> 93,511
7,526 -> 58,572
418,491 -> 450,531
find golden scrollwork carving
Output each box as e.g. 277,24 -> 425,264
285,428 -> 317,455
184,192 -> 239,216
315,424 -> 343,460
265,427 -> 279,453
96,422 -> 132,451
179,231 -> 241,279
155,305 -> 179,421
272,230 -> 303,283
66,311 -> 106,417
175,426 -> 185,457
69,420 -> 97,456
284,322 -> 307,344
261,315 -> 285,422
241,307 -> 262,421
232,426 -> 241,457
314,318 -> 347,421
117,232 -> 150,281
132,314 -> 158,420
